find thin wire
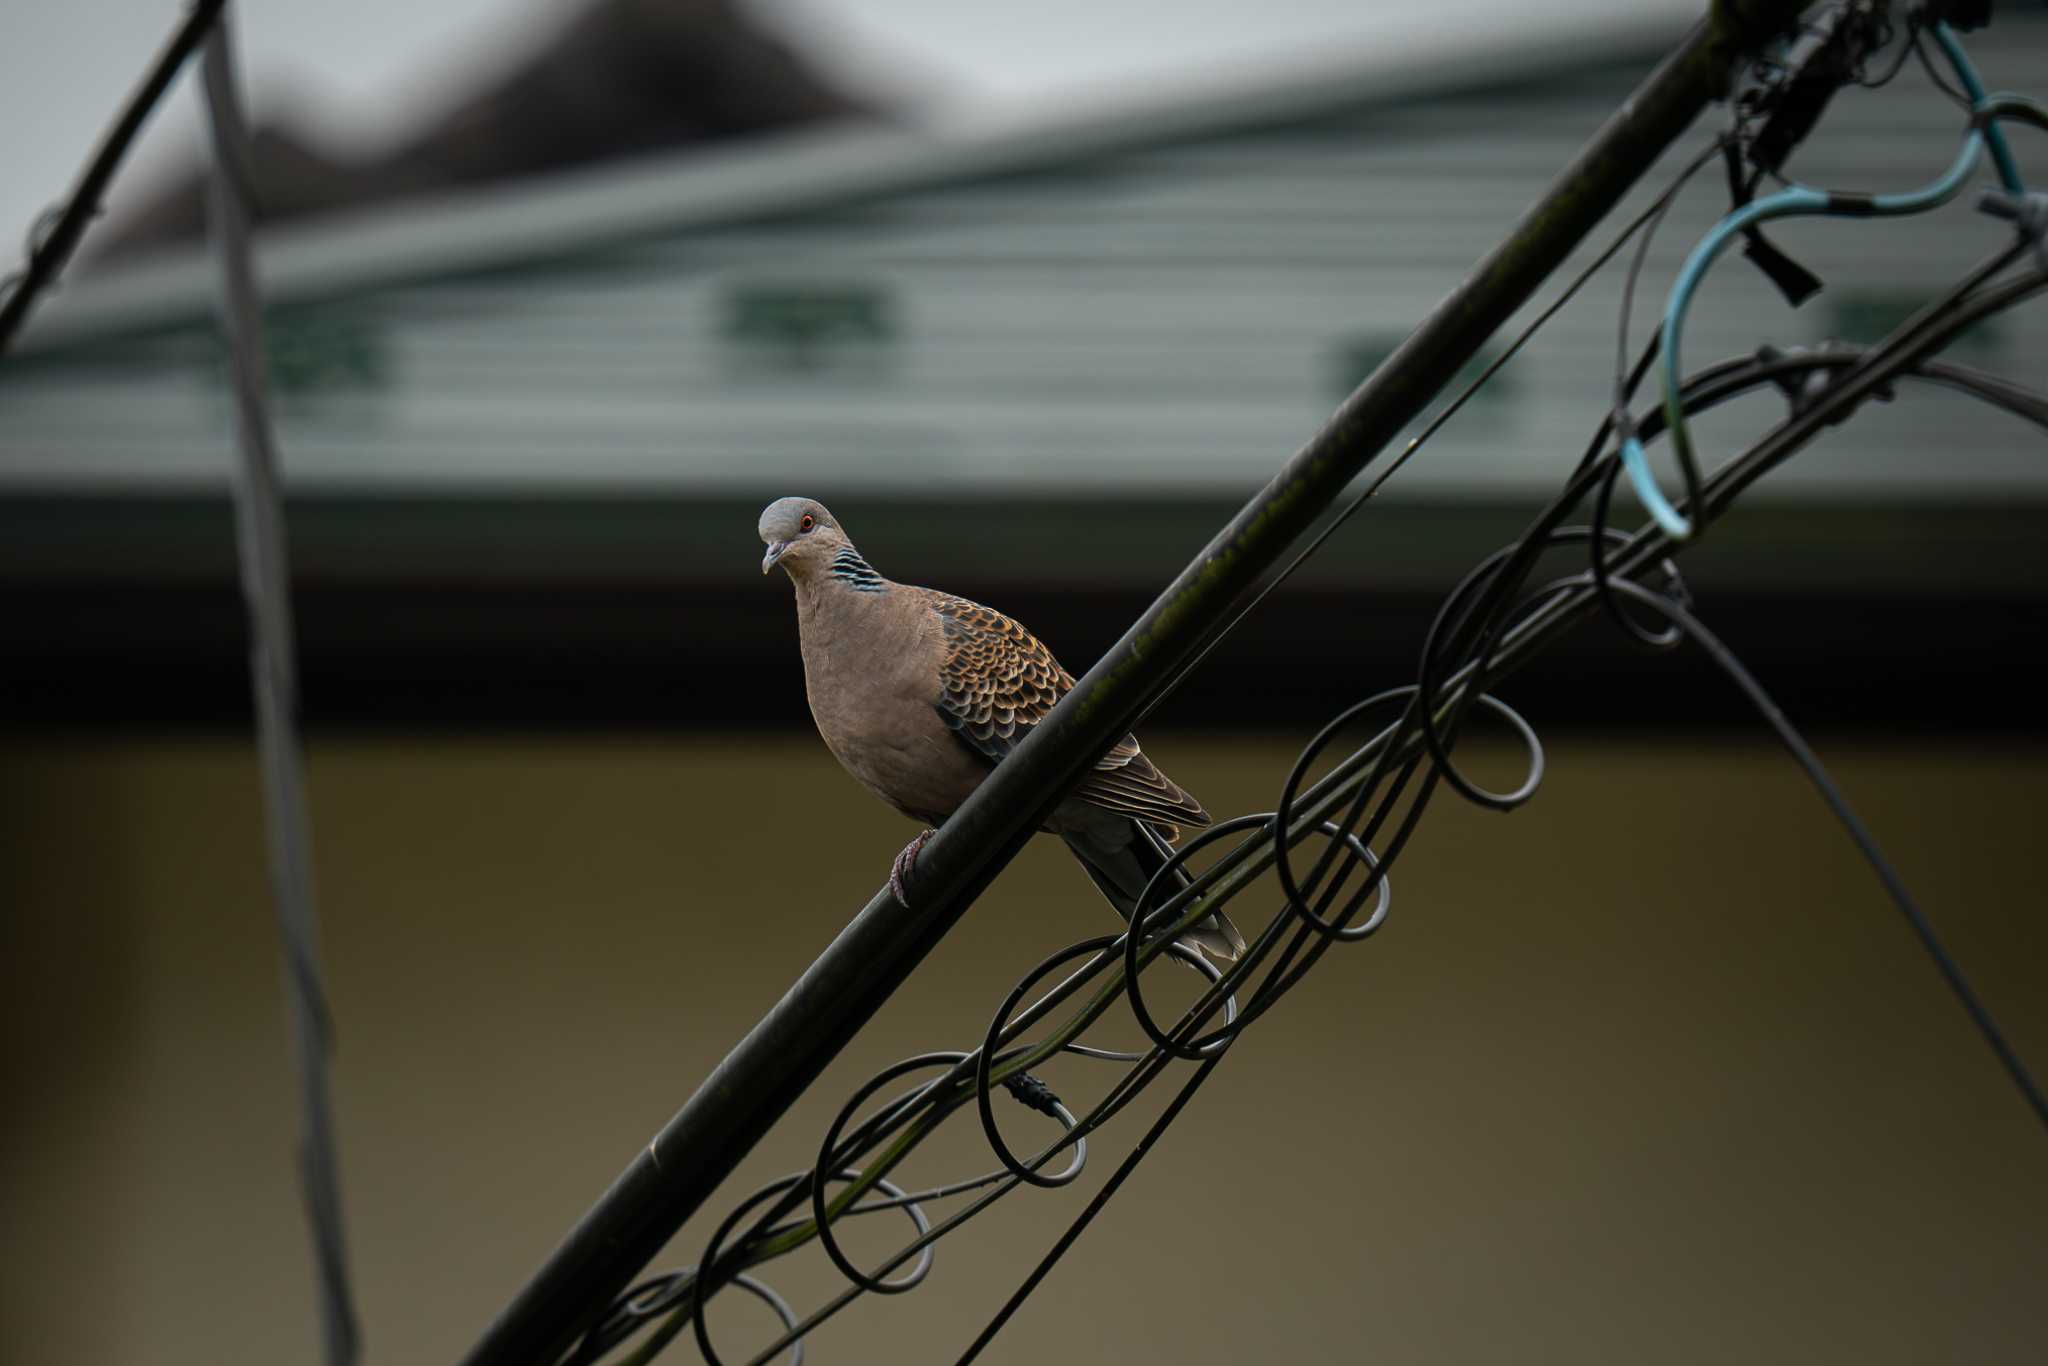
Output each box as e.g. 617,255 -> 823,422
958,1056 -> 1224,1364
1594,578 -> 2048,1130
0,0 -> 227,355
1616,139 -> 1723,428
1854,15 -> 1915,90
1913,27 -> 1973,111
203,13 -> 359,1365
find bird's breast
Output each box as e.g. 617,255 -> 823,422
795,586 -> 984,823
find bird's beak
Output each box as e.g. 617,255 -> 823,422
761,540 -> 789,574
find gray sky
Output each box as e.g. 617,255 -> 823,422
0,0 -> 1696,276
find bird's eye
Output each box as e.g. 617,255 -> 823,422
799,514 -> 816,533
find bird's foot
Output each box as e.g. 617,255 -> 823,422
889,829 -> 936,908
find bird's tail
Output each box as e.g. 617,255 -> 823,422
1062,820 -> 1247,972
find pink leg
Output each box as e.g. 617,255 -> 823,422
889,829 -> 936,908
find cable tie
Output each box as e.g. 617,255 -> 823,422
1741,234 -> 1824,305
1722,140 -> 1824,306
1001,1073 -> 1063,1118
1755,342 -> 1881,418
1978,188 -> 2048,272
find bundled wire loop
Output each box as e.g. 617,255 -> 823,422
566,12 -> 2046,1364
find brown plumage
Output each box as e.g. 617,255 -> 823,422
926,590 -> 1211,831
759,495 -> 1244,965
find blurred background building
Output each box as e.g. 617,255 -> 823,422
3,3 -> 2044,1364
3,1 -> 2043,726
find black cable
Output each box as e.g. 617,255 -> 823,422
1594,577 -> 2048,1130
0,0 -> 227,355
1856,18 -> 1918,91
957,1055 -> 1224,1365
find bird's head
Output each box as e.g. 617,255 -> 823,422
758,496 -> 850,578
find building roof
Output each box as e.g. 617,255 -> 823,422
22,8 -> 1692,352
6,6 -> 2044,730
89,0 -> 890,267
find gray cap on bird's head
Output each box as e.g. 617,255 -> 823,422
758,496 -> 848,575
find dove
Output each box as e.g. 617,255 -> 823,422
759,496 -> 1244,966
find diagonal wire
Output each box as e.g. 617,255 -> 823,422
956,1054 -> 1223,1364
1596,577 -> 2048,1130
0,0 -> 227,356
1129,135 -> 1731,740
201,10 -> 360,1365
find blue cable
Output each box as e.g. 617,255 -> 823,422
1929,20 -> 2025,195
1620,21 -> 2024,542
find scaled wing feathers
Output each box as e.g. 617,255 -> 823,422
921,589 -> 1210,831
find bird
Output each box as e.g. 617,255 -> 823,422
758,495 -> 1245,967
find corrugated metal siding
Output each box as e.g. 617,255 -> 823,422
2,30 -> 2043,498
